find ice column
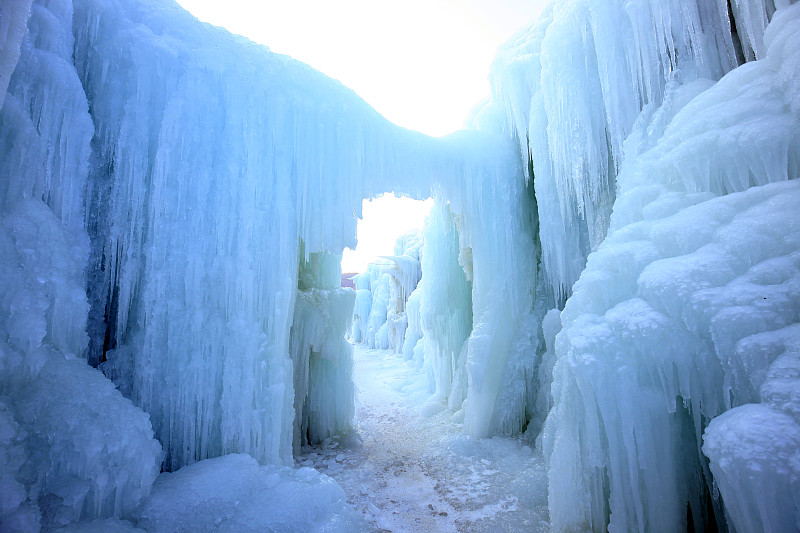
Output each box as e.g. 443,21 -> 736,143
290,249 -> 356,453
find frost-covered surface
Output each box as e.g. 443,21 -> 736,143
0,202 -> 161,529
0,1 -> 162,527
298,345 -> 549,532
418,202 -> 473,411
63,0 -> 532,471
486,1 -> 800,531
545,180 -> 800,532
136,454 -> 363,532
488,0 -> 794,305
290,250 -> 356,452
3,0 -> 800,529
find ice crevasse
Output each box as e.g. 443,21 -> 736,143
0,0 -> 799,531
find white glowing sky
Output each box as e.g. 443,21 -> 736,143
341,195 -> 434,273
174,0 -> 547,273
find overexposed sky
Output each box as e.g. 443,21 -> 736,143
341,195 -> 433,273
174,0 -> 546,273
175,0 -> 546,137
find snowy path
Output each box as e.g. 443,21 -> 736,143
297,345 -> 550,532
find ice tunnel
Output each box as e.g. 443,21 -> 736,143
2,0 -> 800,531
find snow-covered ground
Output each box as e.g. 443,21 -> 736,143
298,345 -> 550,532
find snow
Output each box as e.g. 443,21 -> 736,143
136,454 -> 363,532
298,345 -> 550,532
1,0 -> 799,530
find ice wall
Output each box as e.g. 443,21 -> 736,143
9,0 -> 797,530
489,0 -> 756,304
348,187 -> 542,439
67,0 -> 438,470
0,0 -> 33,111
485,1 -> 800,531
0,1 -> 162,527
418,202 -> 472,409
3,0 -> 536,489
353,230 -> 424,354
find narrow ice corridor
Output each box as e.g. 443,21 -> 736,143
298,344 -> 550,532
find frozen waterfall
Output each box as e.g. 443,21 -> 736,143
1,0 -> 798,531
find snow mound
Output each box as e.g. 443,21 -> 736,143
136,454 -> 364,533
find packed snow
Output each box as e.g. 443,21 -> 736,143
1,0 -> 799,530
298,344 -> 550,532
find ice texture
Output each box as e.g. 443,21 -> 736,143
51,519 -> 146,533
0,0 -> 163,527
0,201 -> 161,528
6,0 -> 537,519
59,0 -> 535,472
3,0 -> 800,529
0,0 -> 33,111
488,0 -> 770,305
487,2 -> 800,531
418,202 -> 473,410
544,180 -> 800,532
291,250 -> 356,453
15,353 -> 162,526
352,229 -> 424,355
135,454 -> 364,532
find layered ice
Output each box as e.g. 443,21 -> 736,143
487,2 -> 800,531
0,1 -> 162,528
290,250 -> 356,452
488,0 -> 765,304
0,0 -> 33,111
418,202 -> 473,409
61,0 -> 528,472
3,0 -> 537,528
0,201 -> 161,529
2,0 -> 799,530
545,180 -> 800,532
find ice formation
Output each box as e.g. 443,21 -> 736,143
135,454 -> 362,532
1,0 -> 799,530
64,0 -> 528,474
486,0 -> 800,531
290,249 -> 355,453
350,229 -> 424,355
0,1 -> 161,529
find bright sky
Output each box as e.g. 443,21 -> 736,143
341,195 -> 434,273
174,0 -> 547,273
175,0 -> 547,137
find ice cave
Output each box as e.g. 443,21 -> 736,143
1,0 -> 799,531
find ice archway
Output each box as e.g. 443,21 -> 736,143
19,0 -> 545,471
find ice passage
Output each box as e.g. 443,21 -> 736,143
0,0 -> 799,531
